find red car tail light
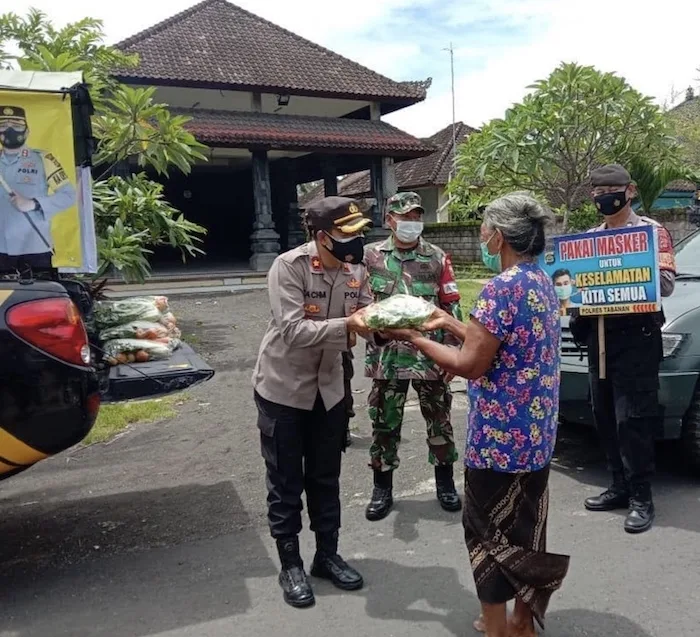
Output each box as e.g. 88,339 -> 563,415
6,298 -> 92,367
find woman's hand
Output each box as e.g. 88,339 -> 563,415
378,327 -> 422,343
420,307 -> 450,332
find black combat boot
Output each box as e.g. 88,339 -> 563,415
276,536 -> 315,608
310,531 -> 364,591
365,470 -> 394,521
624,482 -> 655,534
435,465 -> 462,512
584,472 -> 630,512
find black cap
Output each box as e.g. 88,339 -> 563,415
590,164 -> 631,187
304,196 -> 372,234
0,106 -> 26,121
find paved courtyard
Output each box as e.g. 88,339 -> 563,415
1,290 -> 698,637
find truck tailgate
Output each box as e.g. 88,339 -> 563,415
102,343 -> 214,403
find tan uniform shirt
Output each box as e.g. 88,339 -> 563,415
252,241 -> 373,411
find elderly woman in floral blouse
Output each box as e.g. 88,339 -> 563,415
381,193 -> 570,637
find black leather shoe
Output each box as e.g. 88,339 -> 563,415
624,499 -> 655,534
435,465 -> 462,512
276,537 -> 315,608
365,470 -> 393,521
624,484 -> 655,534
279,566 -> 315,608
584,486 -> 629,512
311,553 -> 364,591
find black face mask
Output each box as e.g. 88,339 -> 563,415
323,232 -> 365,265
0,127 -> 27,150
594,190 -> 628,216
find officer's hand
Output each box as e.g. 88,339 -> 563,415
10,193 -> 36,213
348,332 -> 357,348
346,309 -> 369,336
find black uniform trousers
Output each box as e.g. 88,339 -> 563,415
0,252 -> 52,272
255,391 -> 346,539
342,351 -> 354,418
585,315 -> 662,487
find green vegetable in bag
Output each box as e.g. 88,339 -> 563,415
364,294 -> 435,329
94,296 -> 169,329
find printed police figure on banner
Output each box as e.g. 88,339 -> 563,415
252,197 -> 374,609
568,164 -> 676,534
0,105 -> 76,271
363,191 -> 464,521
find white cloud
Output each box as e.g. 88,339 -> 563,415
6,0 -> 700,138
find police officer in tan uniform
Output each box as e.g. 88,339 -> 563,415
253,197 -> 373,608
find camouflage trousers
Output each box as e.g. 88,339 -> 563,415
368,379 -> 458,472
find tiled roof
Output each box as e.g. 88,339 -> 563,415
299,122 -> 476,205
115,0 -> 429,103
666,180 -> 697,192
176,108 -> 436,155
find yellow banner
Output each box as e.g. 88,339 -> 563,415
0,90 -> 82,268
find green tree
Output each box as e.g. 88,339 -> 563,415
667,87 -> 700,173
0,9 -> 207,282
628,157 -> 697,214
450,63 -> 683,230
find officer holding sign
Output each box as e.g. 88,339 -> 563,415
570,164 -> 676,534
0,105 -> 77,271
253,197 -> 373,608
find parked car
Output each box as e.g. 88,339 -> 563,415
0,277 -> 213,481
559,227 -> 700,470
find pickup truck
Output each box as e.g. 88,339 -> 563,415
0,275 -> 213,480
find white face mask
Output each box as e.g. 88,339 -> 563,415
394,220 -> 424,243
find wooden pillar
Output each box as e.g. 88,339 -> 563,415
249,149 -> 280,271
322,158 -> 338,197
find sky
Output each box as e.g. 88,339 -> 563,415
5,0 -> 700,138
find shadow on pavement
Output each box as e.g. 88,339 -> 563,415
391,498 -> 463,544
545,608 -> 654,636
0,481 -> 276,637
315,557 -> 479,637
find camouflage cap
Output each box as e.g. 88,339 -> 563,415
386,191 -> 424,215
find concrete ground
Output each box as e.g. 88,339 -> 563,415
1,290 -> 699,637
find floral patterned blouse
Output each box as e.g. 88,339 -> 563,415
466,262 -> 561,473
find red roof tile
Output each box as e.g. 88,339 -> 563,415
116,0 -> 429,104
177,108 -> 436,155
299,122 -> 476,204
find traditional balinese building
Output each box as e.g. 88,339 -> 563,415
300,122 -> 476,223
114,0 -> 434,274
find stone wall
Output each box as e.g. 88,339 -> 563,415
423,210 -> 699,264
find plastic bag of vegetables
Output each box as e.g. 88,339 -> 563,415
99,320 -> 172,342
103,337 -> 181,366
363,294 -> 436,330
94,296 -> 169,329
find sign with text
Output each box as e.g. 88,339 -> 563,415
540,226 -> 660,317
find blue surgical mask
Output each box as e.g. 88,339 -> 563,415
555,284 -> 572,300
480,232 -> 502,273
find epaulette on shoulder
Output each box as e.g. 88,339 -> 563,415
639,216 -> 661,227
278,242 -> 311,264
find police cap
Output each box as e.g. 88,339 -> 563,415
0,105 -> 27,122
304,197 -> 372,234
590,164 -> 632,187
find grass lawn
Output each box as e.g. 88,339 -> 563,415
84,394 -> 189,445
457,279 -> 485,315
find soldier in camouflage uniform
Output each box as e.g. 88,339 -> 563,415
364,192 -> 464,521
